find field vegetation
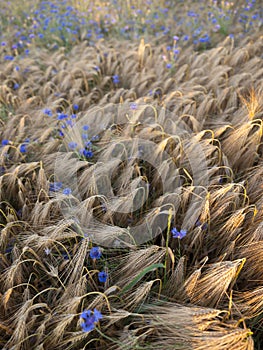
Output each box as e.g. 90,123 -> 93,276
0,0 -> 263,349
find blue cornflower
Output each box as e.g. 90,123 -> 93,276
49,182 -> 63,192
43,108 -> 52,116
112,74 -> 120,84
1,139 -> 10,146
83,150 -> 93,158
101,203 -> 107,212
130,102 -> 137,110
62,252 -> 70,260
195,220 -> 202,227
199,35 -> 210,43
73,104 -> 79,111
57,113 -> 68,120
83,125 -> 89,131
166,63 -> 172,69
173,35 -> 179,41
0,166 -> 6,175
187,11 -> 197,17
85,141 -> 92,147
44,247 -> 51,255
63,188 -> 72,195
91,135 -> 99,141
89,246 -> 102,260
4,55 -> 14,61
1,41 -> 7,46
201,222 -> 208,230
196,220 -> 207,230
19,144 -> 27,153
98,271 -> 108,283
5,244 -> 14,254
80,308 -> 103,332
183,35 -> 189,41
68,141 -> 77,150
13,83 -> 19,90
171,227 -> 187,239
66,119 -> 74,127
219,176 -> 224,184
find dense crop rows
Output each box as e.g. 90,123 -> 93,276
0,1 -> 262,349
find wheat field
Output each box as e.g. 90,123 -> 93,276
0,1 -> 263,349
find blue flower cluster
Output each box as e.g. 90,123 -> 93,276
49,182 -> 72,195
42,106 -> 96,159
67,128 -> 95,160
80,308 -> 103,332
0,0 -> 261,57
49,181 -> 63,192
1,139 -> 10,146
98,271 -> 108,283
171,227 -> 187,239
1,138 -> 30,154
89,246 -> 102,260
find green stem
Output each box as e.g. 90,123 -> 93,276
164,208 -> 173,284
